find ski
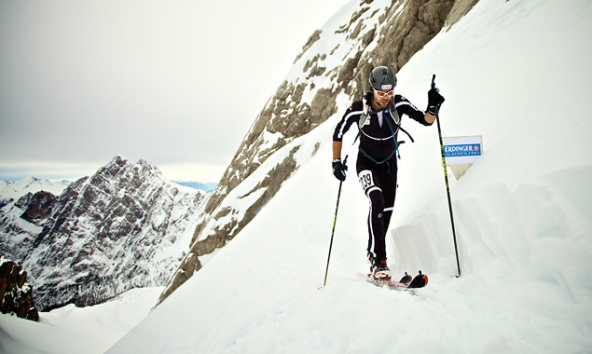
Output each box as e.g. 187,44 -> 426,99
358,271 -> 428,289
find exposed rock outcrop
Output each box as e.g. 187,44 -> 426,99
0,256 -> 38,321
19,191 -> 57,224
445,0 -> 480,28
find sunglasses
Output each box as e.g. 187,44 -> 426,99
374,89 -> 395,98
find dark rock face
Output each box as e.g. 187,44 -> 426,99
157,0 -> 481,306
19,191 -> 58,224
0,257 -> 39,321
0,193 -> 48,264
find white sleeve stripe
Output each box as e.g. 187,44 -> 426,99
395,100 -> 422,112
336,110 -> 364,139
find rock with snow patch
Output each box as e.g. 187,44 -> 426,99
0,256 -> 39,321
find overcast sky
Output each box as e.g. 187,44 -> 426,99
0,0 -> 350,182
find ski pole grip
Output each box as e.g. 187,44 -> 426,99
431,74 -> 436,89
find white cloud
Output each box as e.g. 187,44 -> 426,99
0,160 -> 102,182
158,162 -> 226,183
0,0 -> 351,181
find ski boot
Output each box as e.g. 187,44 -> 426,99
368,253 -> 391,280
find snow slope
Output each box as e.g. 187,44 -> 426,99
3,0 -> 592,352
0,287 -> 163,354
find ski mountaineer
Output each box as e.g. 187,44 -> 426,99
331,66 -> 445,280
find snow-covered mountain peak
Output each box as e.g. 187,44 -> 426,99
1,156 -> 211,311
94,155 -> 164,182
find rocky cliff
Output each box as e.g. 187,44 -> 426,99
1,156 -> 209,311
0,256 -> 39,321
158,0 -> 479,305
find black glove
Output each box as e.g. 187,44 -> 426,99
332,159 -> 347,181
427,87 -> 445,115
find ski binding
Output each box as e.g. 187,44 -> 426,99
359,271 -> 428,289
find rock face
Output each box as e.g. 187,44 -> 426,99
0,256 -> 39,321
158,0 -> 480,305
0,156 -> 209,311
19,191 -> 58,224
0,196 -> 47,265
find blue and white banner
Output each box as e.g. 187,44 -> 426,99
443,136 -> 482,165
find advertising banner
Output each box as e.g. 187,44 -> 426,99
443,136 -> 483,179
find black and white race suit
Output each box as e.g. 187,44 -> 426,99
332,91 -> 432,260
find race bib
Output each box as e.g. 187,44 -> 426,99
358,170 -> 375,190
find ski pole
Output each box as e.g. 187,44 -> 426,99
323,155 -> 348,287
432,74 -> 462,278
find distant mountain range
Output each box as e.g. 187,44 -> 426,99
0,156 -> 211,311
0,177 -> 216,198
0,178 -> 70,202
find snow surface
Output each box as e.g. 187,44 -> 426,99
2,0 -> 592,353
0,287 -> 163,354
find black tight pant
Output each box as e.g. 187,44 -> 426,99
357,164 -> 397,260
